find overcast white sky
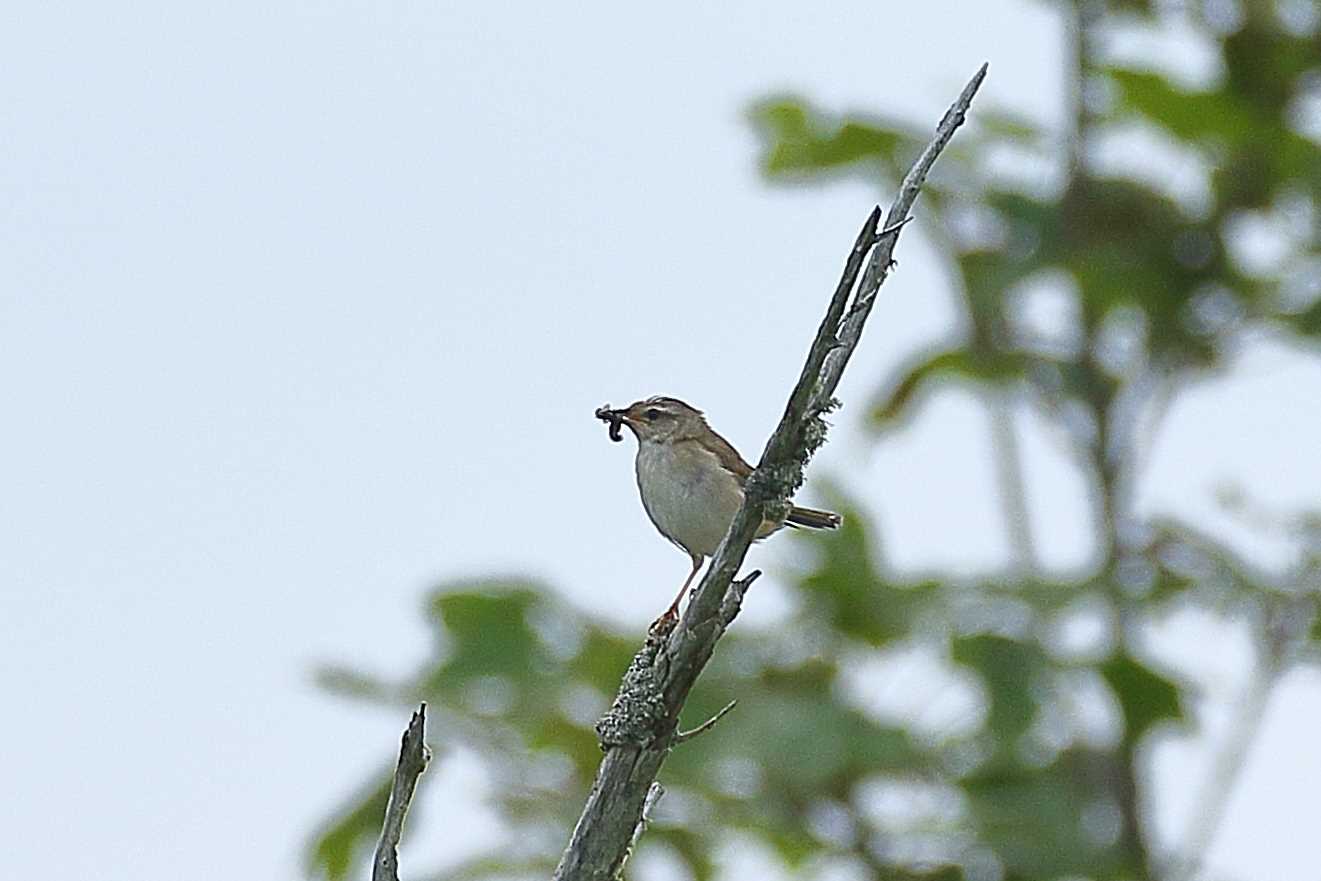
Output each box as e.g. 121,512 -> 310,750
3,2 -> 1319,880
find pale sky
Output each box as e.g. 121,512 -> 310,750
3,2 -> 1319,880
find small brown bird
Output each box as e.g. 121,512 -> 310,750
597,396 -> 841,622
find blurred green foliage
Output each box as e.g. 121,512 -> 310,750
310,3 -> 1321,879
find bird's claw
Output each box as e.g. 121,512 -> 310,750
648,608 -> 679,638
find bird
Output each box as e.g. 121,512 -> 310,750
596,396 -> 841,623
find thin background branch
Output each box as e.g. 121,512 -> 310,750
990,389 -> 1037,573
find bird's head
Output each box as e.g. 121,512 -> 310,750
606,396 -> 707,444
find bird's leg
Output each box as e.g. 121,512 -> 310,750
652,554 -> 704,631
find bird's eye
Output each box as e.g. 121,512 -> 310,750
645,408 -> 662,421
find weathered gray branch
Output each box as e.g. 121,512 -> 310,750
373,704 -> 430,881
813,62 -> 988,410
551,64 -> 987,881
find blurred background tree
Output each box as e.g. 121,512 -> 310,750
308,2 -> 1321,879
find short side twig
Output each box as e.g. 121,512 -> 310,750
675,700 -> 738,745
372,703 -> 430,881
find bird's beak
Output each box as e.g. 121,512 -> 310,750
599,405 -> 639,425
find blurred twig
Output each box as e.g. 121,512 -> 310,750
550,63 -> 987,881
373,704 -> 431,881
1168,660 -> 1278,881
1169,596 -> 1311,881
989,388 -> 1037,573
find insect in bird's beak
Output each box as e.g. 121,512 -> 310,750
594,405 -> 626,442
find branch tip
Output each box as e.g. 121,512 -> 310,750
642,782 -> 664,819
372,703 -> 431,881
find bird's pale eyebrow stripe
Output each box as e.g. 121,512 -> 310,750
642,396 -> 702,416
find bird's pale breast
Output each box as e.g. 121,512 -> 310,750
634,439 -> 744,558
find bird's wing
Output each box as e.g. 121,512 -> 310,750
697,427 -> 754,482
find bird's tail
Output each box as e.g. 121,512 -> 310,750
786,505 -> 842,530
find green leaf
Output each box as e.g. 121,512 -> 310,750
794,500 -> 938,643
1107,0 -> 1155,12
666,674 -> 921,800
1110,56 -> 1321,210
977,109 -> 1047,144
313,666 -> 397,704
425,586 -> 545,682
1284,298 -> 1321,338
748,97 -> 920,181
1100,654 -> 1183,746
1109,69 -> 1260,145
984,189 -> 1058,245
306,769 -> 392,881
673,695 -> 918,865
565,628 -> 639,690
953,635 -> 1049,756
963,750 -> 1128,879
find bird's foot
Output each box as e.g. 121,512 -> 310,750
648,606 -> 679,638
